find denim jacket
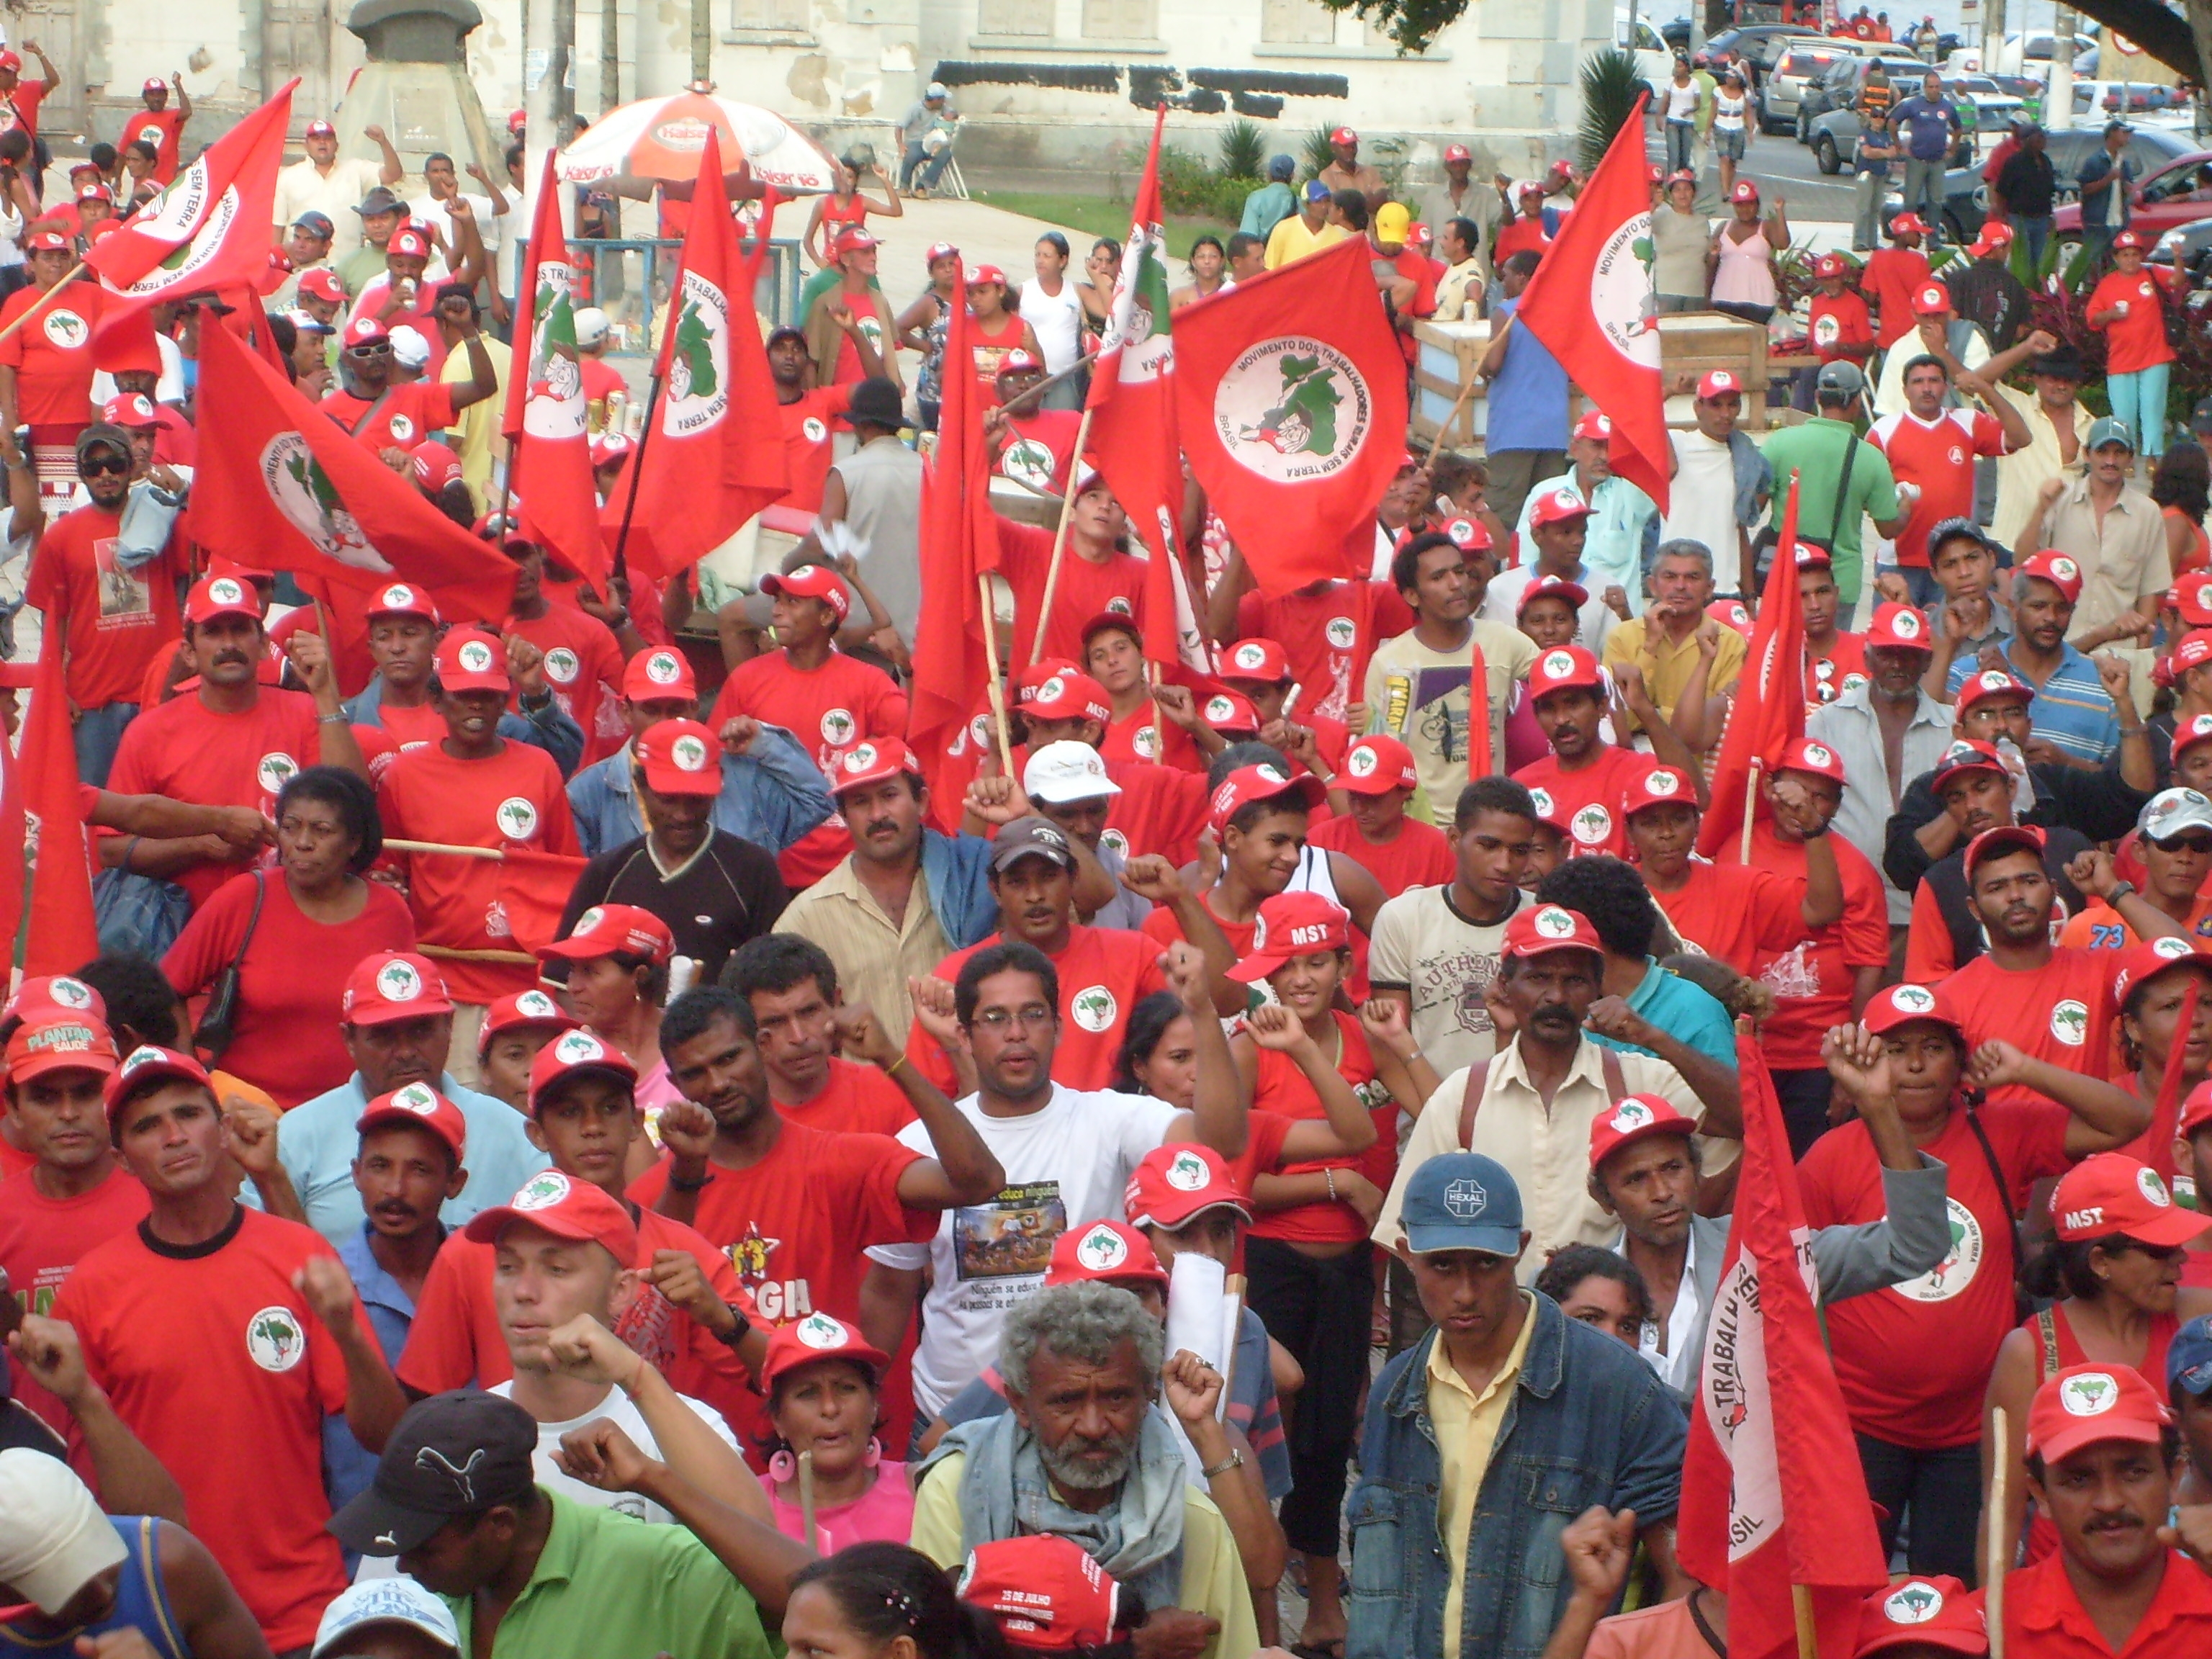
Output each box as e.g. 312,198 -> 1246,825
1344,1295 -> 1687,1659
566,726 -> 834,858
343,673 -> 585,778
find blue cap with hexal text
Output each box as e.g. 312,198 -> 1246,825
2172,1314 -> 2212,1400
1401,1152 -> 1524,1257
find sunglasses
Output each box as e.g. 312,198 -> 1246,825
2153,834 -> 2212,855
79,453 -> 130,477
346,340 -> 392,358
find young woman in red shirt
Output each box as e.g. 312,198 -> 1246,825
2087,230 -> 2186,459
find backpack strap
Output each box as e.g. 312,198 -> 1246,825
1599,1046 -> 1627,1105
1455,1058 -> 1493,1150
2035,1307 -> 2062,1382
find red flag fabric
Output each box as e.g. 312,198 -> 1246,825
909,264 -> 1002,819
1083,106 -> 1207,670
4,637 -> 101,974
1172,235 -> 1411,598
1697,475 -> 1808,857
1511,98 -> 1671,516
87,81 -> 295,307
1678,1033 -> 1889,1659
622,127 -> 789,583
189,322 -> 520,624
505,150 -> 606,591
494,848 -> 589,955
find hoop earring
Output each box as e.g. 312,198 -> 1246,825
769,1450 -> 796,1482
864,1437 -> 882,1468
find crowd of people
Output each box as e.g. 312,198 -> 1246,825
7,63 -> 2212,1659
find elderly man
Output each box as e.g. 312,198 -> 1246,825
912,1280 -> 1261,1659
1346,1154 -> 1690,1659
2023,415 -> 2171,653
1374,901 -> 1740,1280
1601,539 -> 1746,748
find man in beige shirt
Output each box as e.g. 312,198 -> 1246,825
2023,415 -> 2170,649
1987,338 -> 2090,554
1599,539 -> 1746,747
1317,127 -> 1388,210
1372,899 -> 1741,1278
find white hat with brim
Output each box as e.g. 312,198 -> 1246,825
311,1578 -> 462,1659
0,1449 -> 130,1616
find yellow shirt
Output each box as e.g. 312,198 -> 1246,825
1601,615 -> 1746,734
1432,1292 -> 1539,1655
1264,215 -> 1349,270
773,856 -> 951,1046
910,1449 -> 1260,1659
439,333 -> 513,516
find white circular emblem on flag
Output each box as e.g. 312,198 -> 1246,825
376,959 -> 423,1003
245,1306 -> 307,1373
671,734 -> 711,772
513,1170 -> 574,1210
1883,1584 -> 1946,1625
1075,1223 -> 1128,1271
543,647 -> 580,685
663,267 -> 732,435
821,708 -> 856,745
2139,1166 -> 2172,1208
458,639 -> 494,675
495,796 -> 540,840
1166,1150 -> 1210,1191
1804,743 -> 1834,768
1213,336 -> 1373,483
1533,906 -> 1577,939
391,1082 -> 440,1115
2050,999 -> 2089,1046
795,1312 -> 850,1349
644,652 -> 683,685
1541,649 -> 1576,680
1326,616 -> 1356,649
42,309 -> 87,350
1347,745 -> 1379,778
2060,1370 -> 2121,1416
1071,986 -> 1117,1033
1586,213 -> 1664,368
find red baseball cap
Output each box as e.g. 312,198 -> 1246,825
1930,738 -> 2009,797
2050,1152 -> 2210,1246
1890,212 -> 1928,236
1124,1143 -> 1251,1231
834,228 -> 878,257
4,1016 -> 119,1088
477,989 -> 580,1052
528,1028 -> 639,1114
1696,369 -> 1743,401
1729,179 -> 1758,203
1444,143 -> 1472,163
1200,690 -> 1260,734
342,315 -> 391,349
2109,934 -> 2211,1010
1962,822 -> 2045,882
1861,981 -> 1962,1038
99,393 -> 154,429
1812,253 -> 1848,279
589,432 -> 634,471
925,240 -> 959,266
1794,542 -> 1833,572
185,574 -> 260,626
1046,1218 -> 1168,1289
758,562 -> 852,622
1518,573 -> 1590,616
1954,667 -> 2035,715
2,974 -> 106,1035
1227,891 -> 1352,983
624,647 -> 697,703
1854,1578 -> 1987,1658
538,902 -> 673,967
960,1535 -> 1122,1652
1439,515 -> 1493,552
1207,763 -> 1324,837
1336,734 -> 1418,796
306,119 -> 338,138
1529,487 -> 1594,528
103,1043 -> 212,1125
967,262 -> 1006,287
1526,644 -> 1605,700
1588,1092 -> 1699,1173
634,718 -> 721,797
1571,411 -> 1611,444
1911,283 -> 1952,317
1220,637 -> 1292,684
997,348 -> 1043,377
1777,737 -> 1847,785
830,738 -> 923,796
1502,902 -> 1604,961
22,230 -> 68,253
434,627 -> 510,693
1079,610 -> 1141,647
1329,126 -> 1357,145
2113,229 -> 2145,252
341,952 -> 455,1027
2180,1077 -> 2212,1139
1019,669 -> 1113,724
1706,598 -> 1753,639
2026,1362 -> 2170,1463
388,228 -> 431,260
2020,550 -> 2085,605
760,1311 -> 891,1390
143,77 -> 167,94
408,441 -> 463,495
355,1081 -> 468,1162
1623,764 -> 1699,819
298,268 -> 346,304
365,581 -> 439,624
1864,602 -> 1933,653
2172,578 -> 2212,628
463,1169 -> 638,1262
2171,630 -> 2212,677
2175,713 -> 2212,762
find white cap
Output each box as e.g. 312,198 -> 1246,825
389,325 -> 431,370
312,1578 -> 462,1659
572,305 -> 610,348
927,81 -> 948,98
0,1449 -> 130,1615
1023,739 -> 1123,805
2140,786 -> 2212,842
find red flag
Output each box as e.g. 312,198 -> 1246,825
495,848 -> 590,955
1511,99 -> 1671,516
1678,1033 -> 1889,1659
1172,235 -> 1411,597
3,637 -> 101,974
1697,475 -> 1808,857
909,265 -> 1002,819
189,322 -> 520,624
505,150 -> 606,591
1084,107 -> 1207,670
87,81 -> 295,307
622,127 -> 789,582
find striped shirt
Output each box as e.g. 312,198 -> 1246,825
1948,642 -> 2121,764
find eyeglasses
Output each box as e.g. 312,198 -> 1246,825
2111,1240 -> 2190,1264
971,1004 -> 1056,1033
2153,834 -> 2212,856
78,454 -> 130,477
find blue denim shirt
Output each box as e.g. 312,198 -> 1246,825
567,727 -> 834,858
1344,1295 -> 1687,1659
323,1221 -> 422,1533
343,675 -> 585,778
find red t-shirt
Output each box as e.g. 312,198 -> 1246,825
2090,269 -> 2177,374
831,290 -> 894,386
997,519 -> 1148,667
1511,742 -> 1649,858
397,1200 -> 747,1417
318,381 -> 458,452
1648,861 -> 1809,978
1799,1102 -> 2074,1448
968,313 -> 1028,405
1308,811 -> 1454,899
1226,1107 -> 1295,1200
778,1056 -> 916,1136
1246,1010 -> 1394,1244
1724,822 -> 1891,1069
1143,889 -> 1257,958
1869,406 -> 2010,567
104,688 -> 328,910
1807,631 -> 1869,712
1098,703 -> 1199,772
364,697 -> 449,755
374,739 -> 581,1003
779,385 -> 852,514
121,106 -> 185,183
1102,760 -> 1212,868
1863,247 -> 1933,347
907,925 -> 1168,1093
1938,948 -> 2116,1106
1809,290 -> 1874,365
53,1208 -> 361,1651
0,1166 -> 149,1432
996,410 -> 1083,495
505,601 -> 627,763
0,80 -> 49,140
0,280 -> 102,425
1493,218 -> 1550,264
24,503 -> 180,709
1233,581 -> 1416,728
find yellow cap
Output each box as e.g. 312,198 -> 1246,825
1375,202 -> 1412,240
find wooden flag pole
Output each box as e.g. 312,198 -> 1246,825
1988,1405 -> 2010,1658
1791,1584 -> 1818,1659
796,1448 -> 819,1558
1740,756 -> 1763,865
0,264 -> 89,352
1027,405 -> 1097,665
978,573 -> 1017,777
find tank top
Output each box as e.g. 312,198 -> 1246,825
1712,92 -> 1748,131
766,1460 -> 916,1553
1712,224 -> 1778,308
1020,276 -> 1087,374
970,312 -> 1027,402
822,194 -> 869,235
1287,842 -> 1341,907
0,1517 -> 188,1659
2018,1303 -> 2179,1562
2166,503 -> 2210,579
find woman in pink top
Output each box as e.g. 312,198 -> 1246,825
534,902 -> 682,1179
757,1314 -> 914,1551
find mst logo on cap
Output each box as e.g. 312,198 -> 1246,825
457,638 -> 495,675
1532,905 -> 1578,940
1346,745 -> 1380,777
1074,1223 -> 1129,1271
1883,1583 -> 1946,1625
390,1082 -> 440,1115
670,734 -> 711,771
1892,610 -> 1923,640
793,1312 -> 852,1349
208,577 -> 246,606
1164,1150 -> 1210,1191
643,650 -> 683,685
1972,670 -> 2015,696
48,977 -> 94,1010
2059,1370 -> 2121,1416
377,958 -> 424,1003
1802,742 -> 1835,768
1645,768 -> 1680,795
1203,696 -> 1236,723
379,583 -> 421,610
552,1031 -> 608,1066
843,743 -> 880,775
1231,642 -> 1269,673
1541,649 -> 1576,678
514,990 -> 561,1019
2046,555 -> 2081,584
513,1170 -> 575,1210
119,1044 -> 168,1078
573,906 -> 606,935
1891,984 -> 1938,1015
1609,1100 -> 1655,1133
2139,1166 -> 2173,1207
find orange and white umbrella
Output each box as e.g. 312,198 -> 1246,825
557,90 -> 839,195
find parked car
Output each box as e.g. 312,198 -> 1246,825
2051,146 -> 2212,243
1764,39 -> 1868,132
1941,124 -> 2193,243
1795,54 -> 1942,139
1946,32 -> 2100,82
1660,16 -> 1694,52
1694,24 -> 1830,76
1615,9 -> 1676,95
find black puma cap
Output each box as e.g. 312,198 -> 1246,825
328,1390 -> 537,1555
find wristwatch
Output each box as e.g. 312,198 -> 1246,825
1200,1448 -> 1245,1480
715,1302 -> 753,1350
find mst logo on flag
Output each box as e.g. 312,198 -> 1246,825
1591,217 -> 1663,368
259,433 -> 383,570
665,274 -> 729,434
523,266 -> 588,441
116,166 -> 246,297
1215,338 -> 1373,481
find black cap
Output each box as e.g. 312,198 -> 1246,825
987,815 -> 1078,873
328,1390 -> 537,1555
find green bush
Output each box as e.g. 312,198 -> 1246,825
1220,118 -> 1269,182
1303,125 -> 1339,176
1155,143 -> 1254,221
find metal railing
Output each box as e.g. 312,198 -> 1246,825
516,235 -> 807,357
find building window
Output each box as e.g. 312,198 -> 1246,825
1082,0 -> 1156,38
734,0 -> 809,27
1261,0 -> 1337,45
978,0 -> 1052,35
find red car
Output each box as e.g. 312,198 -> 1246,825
2053,149 -> 2212,239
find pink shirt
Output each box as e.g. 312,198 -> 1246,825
763,1461 -> 916,1552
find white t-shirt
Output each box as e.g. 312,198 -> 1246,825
1482,560 -> 1619,655
1018,276 -> 1086,374
487,1380 -> 739,1526
1367,885 -> 1523,1078
866,1084 -> 1181,1417
409,189 -> 504,254
1660,430 -> 1743,605
90,333 -> 184,409
1664,82 -> 1701,122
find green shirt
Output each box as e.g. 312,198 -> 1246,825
444,1489 -> 772,1659
1757,416 -> 1899,603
